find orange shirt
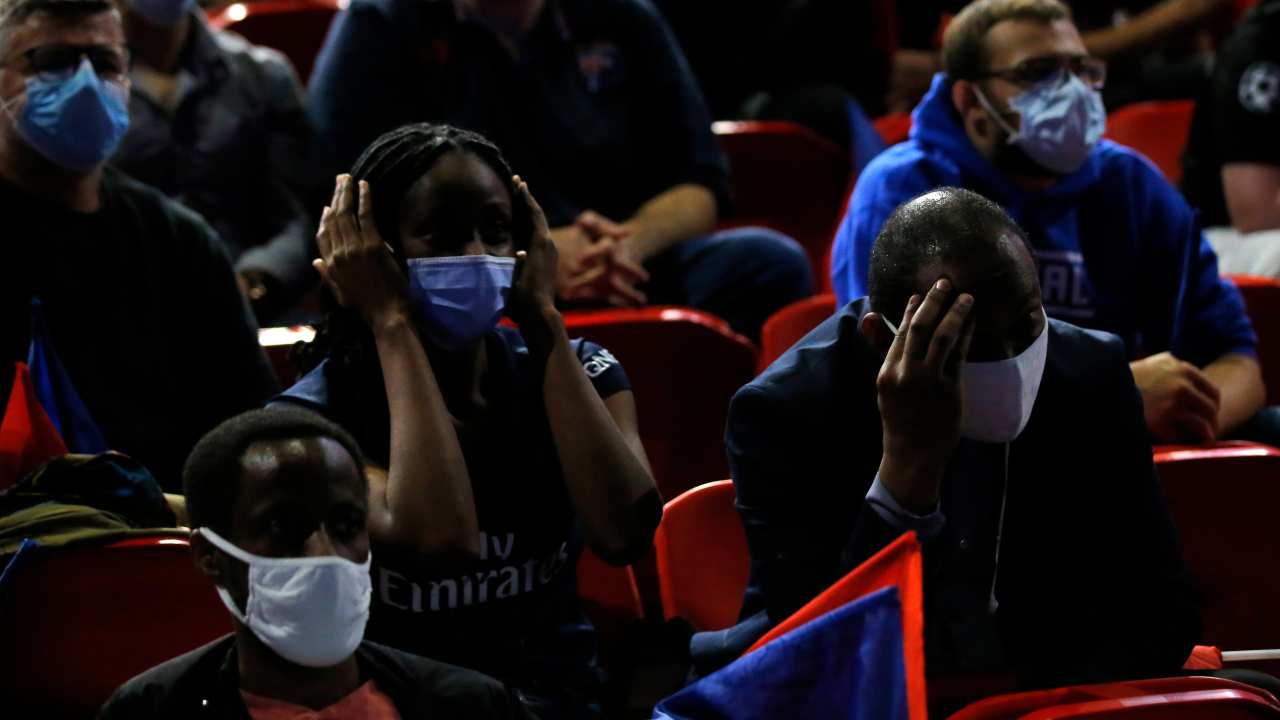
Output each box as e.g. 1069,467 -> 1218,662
241,680 -> 401,720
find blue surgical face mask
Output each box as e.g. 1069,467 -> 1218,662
407,255 -> 516,350
975,71 -> 1106,176
3,58 -> 130,171
128,0 -> 196,27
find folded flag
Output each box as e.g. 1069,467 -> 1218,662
26,299 -> 106,454
0,362 -> 68,490
654,532 -> 926,720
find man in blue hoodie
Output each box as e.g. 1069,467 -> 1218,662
832,0 -> 1272,445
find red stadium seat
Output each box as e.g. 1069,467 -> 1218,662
1154,442 -> 1280,676
206,0 -> 341,83
563,308 -> 757,500
1103,100 -> 1196,185
653,480 -> 749,631
759,293 -> 838,370
712,121 -> 853,287
575,546 -> 643,667
874,112 -> 914,147
951,676 -> 1280,720
0,535 -> 231,717
1226,275 -> 1280,406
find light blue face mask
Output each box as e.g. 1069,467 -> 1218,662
407,255 -> 516,350
127,0 -> 196,26
976,71 -> 1106,175
4,57 -> 130,171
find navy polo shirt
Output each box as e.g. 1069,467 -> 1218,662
308,0 -> 730,227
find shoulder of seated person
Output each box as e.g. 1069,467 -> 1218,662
1045,318 -> 1130,382
357,641 -> 511,701
103,635 -> 236,708
209,28 -> 294,76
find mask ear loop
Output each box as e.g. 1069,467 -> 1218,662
989,443 -> 1010,615
972,83 -> 1021,142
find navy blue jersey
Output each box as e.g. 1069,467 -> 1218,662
274,327 -> 629,711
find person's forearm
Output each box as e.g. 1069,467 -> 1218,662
1083,0 -> 1226,58
1204,353 -> 1266,436
372,315 -> 480,558
623,184 -> 717,261
534,307 -> 658,562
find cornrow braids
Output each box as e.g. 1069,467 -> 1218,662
291,124 -> 524,383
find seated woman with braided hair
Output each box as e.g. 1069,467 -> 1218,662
274,123 -> 661,719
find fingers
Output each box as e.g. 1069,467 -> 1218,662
1173,410 -> 1217,444
357,180 -> 378,246
925,293 -> 974,373
316,205 -> 333,259
944,303 -> 978,379
1172,378 -> 1221,437
577,210 -> 630,240
514,176 -> 551,241
610,251 -> 651,284
606,270 -> 647,307
1181,362 -> 1222,409
904,278 -> 954,361
883,294 -> 920,366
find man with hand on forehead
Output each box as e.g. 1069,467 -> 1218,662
715,188 -> 1200,688
100,407 -> 535,718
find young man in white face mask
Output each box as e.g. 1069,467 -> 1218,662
99,406 -> 536,718
831,0 -> 1275,448
708,188 -> 1200,689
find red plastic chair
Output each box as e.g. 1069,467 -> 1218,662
653,480 -> 749,631
206,0 -> 341,82
575,546 -> 643,668
1104,100 -> 1196,185
874,112 -> 914,147
950,676 -> 1280,720
1227,275 -> 1280,406
563,307 -> 757,501
712,121 -> 853,288
759,293 -> 838,370
0,535 -> 231,717
1153,442 -> 1280,677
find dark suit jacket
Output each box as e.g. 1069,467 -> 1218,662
717,298 -> 1200,688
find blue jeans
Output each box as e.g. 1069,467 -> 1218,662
644,227 -> 815,340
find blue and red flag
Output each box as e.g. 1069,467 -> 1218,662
26,299 -> 106,454
654,532 -> 927,720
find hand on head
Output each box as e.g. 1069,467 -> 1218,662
312,174 -> 409,329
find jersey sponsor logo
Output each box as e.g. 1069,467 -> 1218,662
582,348 -> 619,378
377,533 -> 571,612
1239,61 -> 1280,114
1037,249 -> 1095,320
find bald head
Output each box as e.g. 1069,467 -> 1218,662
867,188 -> 1045,362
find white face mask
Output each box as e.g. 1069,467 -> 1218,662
880,310 -> 1049,443
199,527 -> 372,668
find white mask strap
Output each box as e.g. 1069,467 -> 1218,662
972,84 -> 1020,140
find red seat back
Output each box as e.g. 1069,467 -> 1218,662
653,480 -> 748,631
1154,443 -> 1280,664
759,293 -> 838,370
874,112 -> 913,147
1227,275 -> 1280,406
563,308 -> 756,500
575,547 -> 642,668
206,0 -> 341,82
713,121 -> 852,286
0,536 -> 231,717
951,676 -> 1280,720
1022,689 -> 1280,719
1103,100 -> 1196,185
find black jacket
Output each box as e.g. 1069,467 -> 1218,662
716,298 -> 1200,687
98,636 -> 536,719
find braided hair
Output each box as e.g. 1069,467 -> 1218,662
292,123 -> 526,380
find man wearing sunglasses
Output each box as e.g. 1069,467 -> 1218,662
833,0 -> 1274,447
0,0 -> 278,488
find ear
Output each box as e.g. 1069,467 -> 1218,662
190,530 -> 223,583
860,311 -> 895,358
951,80 -> 990,136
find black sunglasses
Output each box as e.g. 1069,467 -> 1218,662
980,54 -> 1107,90
19,44 -> 131,79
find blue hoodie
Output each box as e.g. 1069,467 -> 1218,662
831,74 -> 1256,367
